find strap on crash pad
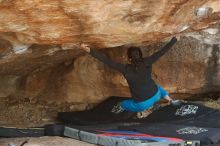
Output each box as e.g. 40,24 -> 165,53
0,124 -> 64,137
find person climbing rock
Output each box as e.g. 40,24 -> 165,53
80,37 -> 181,114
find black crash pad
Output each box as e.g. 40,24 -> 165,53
58,96 -> 220,145
58,96 -> 219,126
0,125 -> 64,137
58,96 -> 136,125
0,127 -> 44,137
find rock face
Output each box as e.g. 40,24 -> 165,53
0,0 -> 220,47
35,37 -> 220,103
0,0 -> 220,104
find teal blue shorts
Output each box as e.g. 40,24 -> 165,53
121,85 -> 168,112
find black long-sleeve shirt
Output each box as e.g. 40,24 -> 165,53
90,37 -> 177,101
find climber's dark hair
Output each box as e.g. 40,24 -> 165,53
127,47 -> 143,64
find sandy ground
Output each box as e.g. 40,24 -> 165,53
0,98 -> 97,146
0,97 -> 94,127
199,99 -> 220,109
0,136 -> 96,146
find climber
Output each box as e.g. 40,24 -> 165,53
80,37 -> 181,114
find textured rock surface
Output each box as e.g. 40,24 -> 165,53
0,0 -> 220,47
0,0 -> 220,104
47,37 -> 220,103
152,37 -> 220,94
1,37 -> 217,104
